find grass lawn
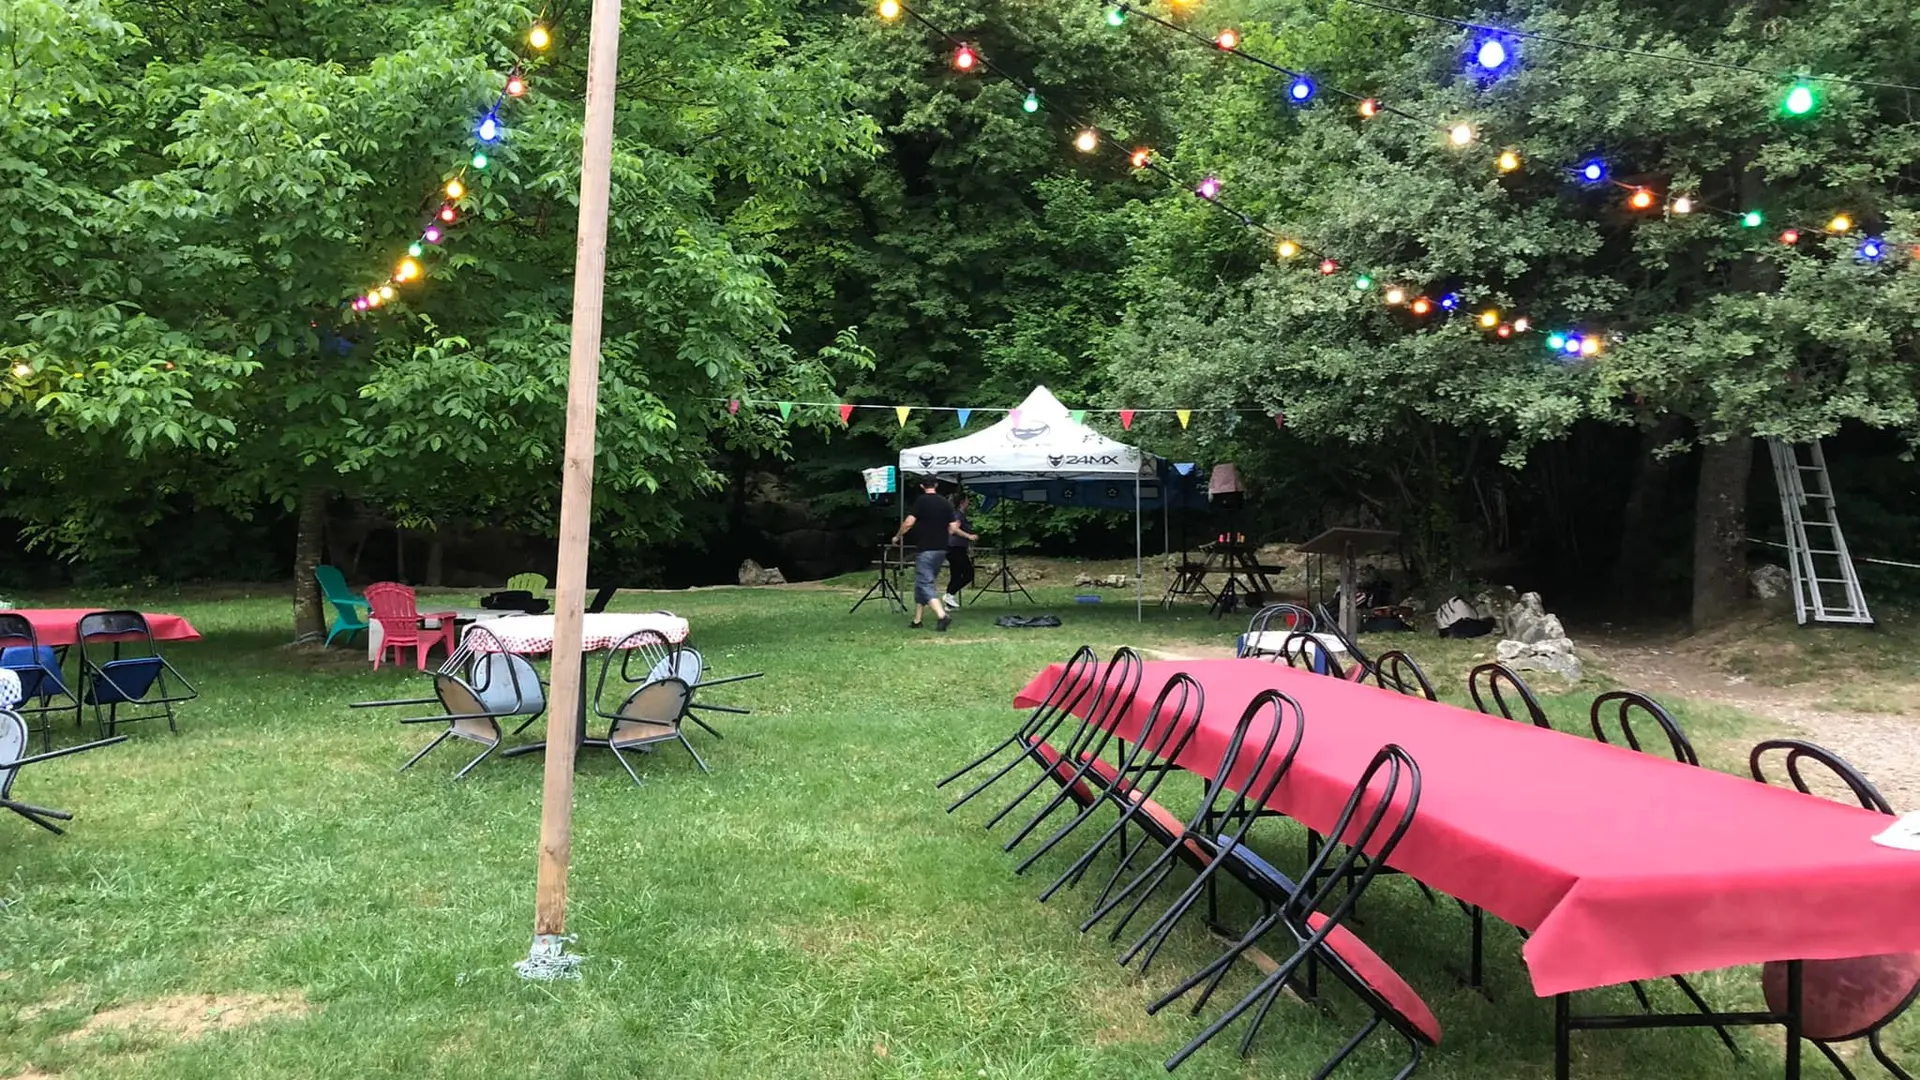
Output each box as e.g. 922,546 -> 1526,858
1,578 -> 1911,1079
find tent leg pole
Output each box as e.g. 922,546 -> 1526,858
1136,474 -> 1143,623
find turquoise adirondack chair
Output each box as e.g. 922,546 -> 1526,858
315,565 -> 370,647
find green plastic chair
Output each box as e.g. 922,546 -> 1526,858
315,565 -> 370,647
506,572 -> 549,596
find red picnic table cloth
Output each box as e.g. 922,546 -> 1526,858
8,608 -> 202,647
1014,658 -> 1920,997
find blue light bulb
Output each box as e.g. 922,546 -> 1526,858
478,115 -> 500,142
1288,76 -> 1316,104
1476,39 -> 1508,70
1859,238 -> 1885,262
1564,336 -> 1584,355
1439,293 -> 1461,311
1580,159 -> 1606,183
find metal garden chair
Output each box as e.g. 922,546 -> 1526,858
617,630 -> 764,740
356,624 -> 547,779
978,647 -> 1142,834
937,645 -> 1099,812
0,613 -> 79,750
313,565 -> 370,647
1750,739 -> 1916,1080
1279,629 -> 1347,679
592,629 -> 706,784
1368,649 -> 1438,701
74,610 -> 196,738
1467,662 -> 1553,729
1157,745 -> 1437,1078
1,708 -> 126,833
1237,603 -> 1317,658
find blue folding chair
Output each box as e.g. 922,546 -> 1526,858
75,611 -> 197,738
0,614 -> 79,751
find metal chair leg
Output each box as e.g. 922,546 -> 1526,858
401,731 -> 453,772
679,733 -> 712,774
454,740 -> 501,779
609,744 -> 646,787
1871,1029 -> 1913,1080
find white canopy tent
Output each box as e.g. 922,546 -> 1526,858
899,385 -> 1153,618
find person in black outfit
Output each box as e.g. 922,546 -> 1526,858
944,491 -> 979,606
894,476 -> 958,631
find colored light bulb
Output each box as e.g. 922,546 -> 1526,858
439,205 -> 457,223
1581,337 -> 1600,356
12,362 -> 31,377
529,24 -> 551,49
1288,77 -> 1316,104
1479,310 -> 1499,328
1411,297 -> 1432,315
1629,188 -> 1654,210
1497,150 -> 1520,173
1354,275 -> 1373,291
1196,176 -> 1220,199
1581,159 -> 1606,183
446,178 -> 465,199
424,226 -> 442,243
1319,259 -> 1338,275
478,116 -> 499,141
1564,335 -> 1583,355
1829,214 -> 1852,233
1129,148 -> 1151,168
1074,129 -> 1099,153
1513,318 -> 1530,333
1781,229 -> 1800,245
1358,98 -> 1379,118
1475,38 -> 1509,71
1859,237 -> 1884,261
408,242 -> 423,258
352,298 -> 367,311
396,257 -> 421,281
879,0 -> 901,18
953,44 -> 976,70
1023,89 -> 1040,113
1439,293 -> 1460,310
1449,124 -> 1474,147
1785,83 -> 1816,116
1497,323 -> 1513,338
1105,6 -> 1126,26
506,74 -> 527,97
378,285 -> 395,300
1384,287 -> 1406,305
1742,210 -> 1764,228
471,152 -> 488,169
365,293 -> 381,308
1547,333 -> 1566,350
1276,239 -> 1299,258
1671,196 -> 1693,215
1216,29 -> 1239,50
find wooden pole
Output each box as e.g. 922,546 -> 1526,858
531,0 -> 624,954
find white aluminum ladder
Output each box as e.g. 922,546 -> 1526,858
1766,438 -> 1873,626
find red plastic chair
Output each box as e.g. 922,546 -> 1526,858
365,583 -> 458,671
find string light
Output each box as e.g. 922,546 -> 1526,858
478,115 -> 500,141
396,257 -> 421,281
1563,335 -> 1583,355
446,178 -> 465,199
1384,286 -> 1406,305
879,0 -> 902,19
1628,188 -> 1654,210
1742,210 -> 1764,228
953,44 -> 977,70
1023,88 -> 1040,113
1471,35 -> 1514,77
1671,196 -> 1693,215
11,363 -> 29,378
1074,129 -> 1099,152
1547,333 -> 1566,351
1479,309 -> 1500,328
1105,5 -> 1126,26
529,24 -> 551,49
1448,123 -> 1474,146
377,285 -> 395,301
1129,148 -> 1151,168
408,243 -> 424,258
1582,337 -> 1601,356
1784,83 -> 1817,116
506,73 -> 527,97
1358,98 -> 1379,118
1859,237 -> 1885,262
1439,293 -> 1461,310
1496,150 -> 1521,172
1196,176 -> 1221,199
1288,76 -> 1316,105
423,226 -> 443,244
1215,29 -> 1240,50
1276,239 -> 1299,258
1828,214 -> 1852,234
1411,296 -> 1433,315
1513,318 -> 1530,333
1579,159 -> 1607,184
1497,323 -> 1513,338
1781,229 -> 1801,245
439,205 -> 457,223
1353,275 -> 1373,290
1319,259 -> 1339,275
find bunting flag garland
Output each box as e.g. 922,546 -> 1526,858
348,17 -> 555,316
1070,409 -> 1088,425
896,405 -> 912,426
720,396 -> 1300,430
1176,409 -> 1192,429
1120,409 -> 1136,430
1274,412 -> 1287,428
728,398 -> 740,414
839,402 -> 855,425
957,407 -> 973,428
778,401 -> 794,421
1008,408 -> 1023,428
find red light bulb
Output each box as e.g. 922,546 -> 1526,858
1318,259 -> 1338,275
1216,29 -> 1239,50
439,205 -> 457,223
1781,229 -> 1800,245
953,44 -> 977,71
506,74 -> 527,97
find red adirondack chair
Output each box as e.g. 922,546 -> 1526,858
365,583 -> 458,671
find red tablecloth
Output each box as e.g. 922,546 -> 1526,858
8,609 -> 202,647
1013,658 -> 1920,997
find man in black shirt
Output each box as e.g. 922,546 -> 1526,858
895,475 -> 958,631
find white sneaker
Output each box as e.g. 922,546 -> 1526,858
943,593 -> 958,608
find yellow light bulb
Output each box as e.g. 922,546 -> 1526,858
1582,337 -> 1601,356
878,0 -> 901,17
1449,124 -> 1474,147
1074,129 -> 1099,153
397,258 -> 421,281
1829,214 -> 1852,233
1672,196 -> 1693,215
1629,188 -> 1654,210
1479,310 -> 1499,328
378,285 -> 395,300
529,24 -> 551,49
11,363 -> 30,378
446,179 -> 465,199
1384,287 -> 1406,305
1496,150 -> 1520,173
1276,239 -> 1299,259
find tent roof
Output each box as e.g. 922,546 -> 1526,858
898,386 -> 1146,484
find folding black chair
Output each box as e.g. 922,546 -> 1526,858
75,610 -> 196,737
1368,650 -> 1438,701
1,708 -> 126,833
356,625 -> 547,779
979,647 -> 1142,835
1750,739 -> 1916,1080
1590,689 -> 1698,765
1237,604 -> 1316,658
1080,689 -> 1302,951
1158,745 -> 1437,1077
593,629 -> 705,783
939,645 -> 1102,813
1468,662 -> 1552,729
0,613 -> 80,751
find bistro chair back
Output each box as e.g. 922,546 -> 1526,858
1750,739 -> 1918,1079
940,645 -> 1099,810
1590,689 -> 1698,765
1314,601 -> 1375,673
1279,630 -> 1346,679
75,610 -> 196,737
1238,604 -> 1316,658
1750,738 -> 1894,814
313,564 -> 370,647
594,629 -> 706,784
0,613 -> 77,750
365,583 -> 458,671
1468,662 -> 1553,729
1369,649 -> 1439,701
983,646 -> 1142,833
1,708 -> 126,833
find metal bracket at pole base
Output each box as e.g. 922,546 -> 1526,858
516,933 -> 586,981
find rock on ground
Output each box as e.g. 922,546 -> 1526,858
1494,591 -> 1581,681
737,559 -> 787,587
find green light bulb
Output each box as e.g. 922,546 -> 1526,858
1022,89 -> 1040,114
471,152 -> 489,169
1784,83 -> 1816,116
408,242 -> 423,258
1105,6 -> 1125,26
1354,275 -> 1373,291
1742,210 -> 1764,228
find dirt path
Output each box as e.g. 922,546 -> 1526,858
1585,639 -> 1920,812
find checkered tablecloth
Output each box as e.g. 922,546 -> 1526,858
0,668 -> 20,711
463,613 -> 690,655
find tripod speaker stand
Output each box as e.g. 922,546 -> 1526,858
849,542 -> 908,615
972,545 -> 1035,605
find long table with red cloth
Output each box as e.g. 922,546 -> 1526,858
8,609 -> 201,647
1013,657 -> 1920,998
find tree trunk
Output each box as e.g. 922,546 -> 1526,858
1691,436 -> 1753,629
1610,414 -> 1689,600
426,532 -> 445,587
292,486 -> 329,643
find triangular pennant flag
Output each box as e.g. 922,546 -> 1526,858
956,408 -> 972,428
1274,412 -> 1286,428
895,405 -> 911,427
1070,409 -> 1087,425
778,401 -> 793,421
1176,409 -> 1192,430
1119,409 -> 1135,431
1009,408 -> 1022,428
1175,462 -> 1194,476
839,402 -> 854,425
727,398 -> 740,415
